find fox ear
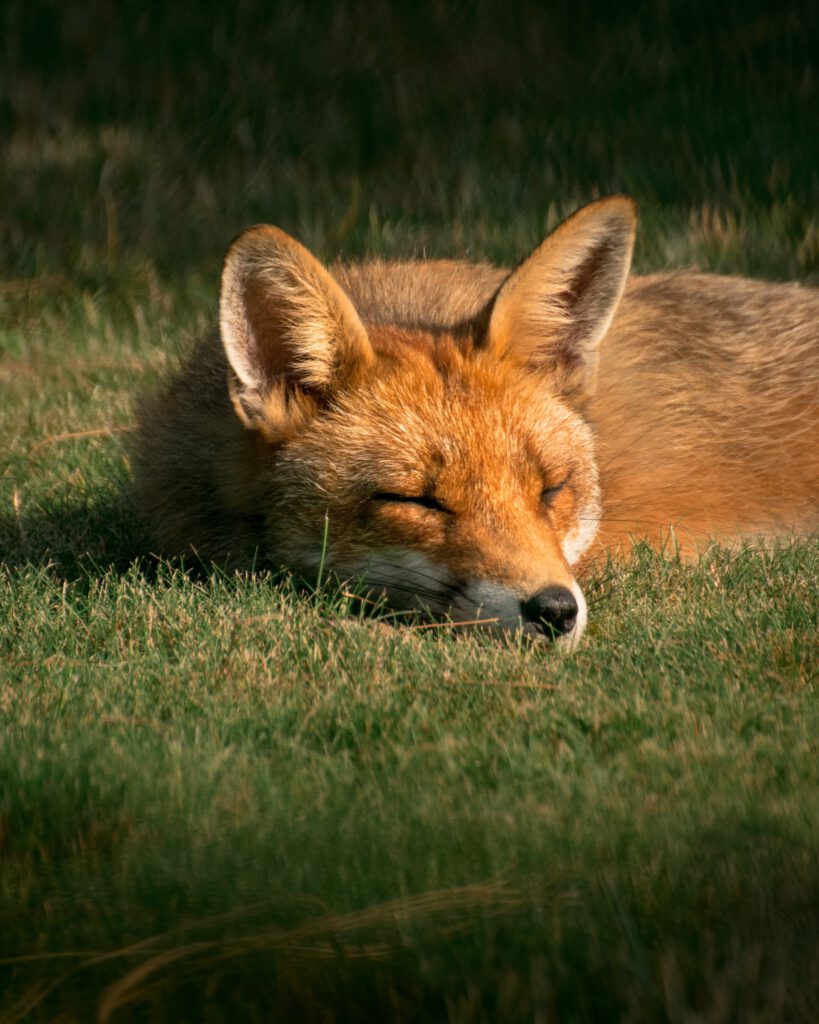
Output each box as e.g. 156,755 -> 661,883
220,225 -> 374,435
485,196 -> 636,399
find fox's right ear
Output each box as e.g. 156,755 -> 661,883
219,226 -> 374,439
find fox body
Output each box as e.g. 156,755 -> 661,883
132,198 -> 819,646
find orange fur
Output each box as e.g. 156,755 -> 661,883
589,273 -> 819,557
131,198 -> 819,645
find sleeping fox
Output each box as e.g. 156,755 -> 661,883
132,197 -> 819,647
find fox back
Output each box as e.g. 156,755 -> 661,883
132,198 -> 819,645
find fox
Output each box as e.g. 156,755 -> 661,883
132,196 -> 819,647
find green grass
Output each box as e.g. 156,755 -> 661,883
2,548 -> 817,1020
2,2 -> 819,1020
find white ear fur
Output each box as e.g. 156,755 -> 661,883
219,225 -> 374,431
486,196 -> 637,398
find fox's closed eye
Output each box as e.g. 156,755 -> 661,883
373,492 -> 452,514
541,476 -> 570,507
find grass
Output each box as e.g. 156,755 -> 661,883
2,548 -> 817,1020
2,1 -> 819,1020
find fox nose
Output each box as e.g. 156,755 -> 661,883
520,586 -> 578,637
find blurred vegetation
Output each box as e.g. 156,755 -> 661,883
2,0 -> 818,282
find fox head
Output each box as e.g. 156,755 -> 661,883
219,197 -> 636,647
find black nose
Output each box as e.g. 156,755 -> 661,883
520,586 -> 578,637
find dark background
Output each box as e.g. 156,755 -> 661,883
2,0 -> 818,279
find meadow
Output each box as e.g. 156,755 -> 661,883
1,2 -> 818,1020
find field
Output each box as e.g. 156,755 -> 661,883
1,2 -> 818,1020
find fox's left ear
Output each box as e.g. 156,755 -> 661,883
484,196 -> 636,400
